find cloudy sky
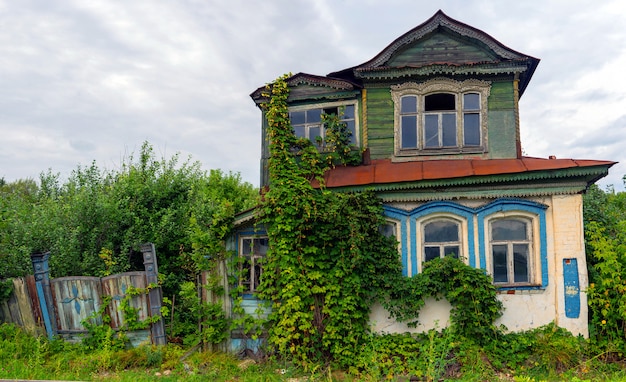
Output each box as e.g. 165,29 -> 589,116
1,0 -> 625,190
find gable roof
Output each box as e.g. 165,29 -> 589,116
250,72 -> 361,105
312,156 -> 615,200
329,10 -> 539,97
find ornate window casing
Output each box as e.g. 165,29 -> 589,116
484,212 -> 541,287
415,212 -> 470,274
391,78 -> 490,157
288,100 -> 359,148
380,217 -> 402,261
239,236 -> 268,294
380,219 -> 399,239
385,199 -> 547,288
422,217 -> 461,262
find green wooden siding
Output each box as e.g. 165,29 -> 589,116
364,80 -> 518,160
365,87 -> 394,158
486,80 -> 517,158
389,32 -> 496,67
488,81 -> 515,110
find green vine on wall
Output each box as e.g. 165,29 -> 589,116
385,256 -> 503,340
258,74 -> 504,368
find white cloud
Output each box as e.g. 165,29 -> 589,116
0,0 -> 624,191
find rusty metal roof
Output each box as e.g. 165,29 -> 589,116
317,157 -> 616,189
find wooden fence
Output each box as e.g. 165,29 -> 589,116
0,243 -> 166,346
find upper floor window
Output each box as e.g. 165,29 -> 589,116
239,236 -> 268,294
422,218 -> 461,262
392,78 -> 490,156
289,102 -> 358,147
489,217 -> 533,285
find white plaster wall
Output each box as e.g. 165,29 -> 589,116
370,194 -> 589,337
370,298 -> 452,333
550,194 -> 588,337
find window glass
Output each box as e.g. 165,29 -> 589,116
424,247 -> 440,262
310,126 -> 321,142
345,120 -> 357,145
423,219 -> 461,262
289,104 -> 357,146
492,219 -> 527,241
342,104 -> 355,119
290,111 -> 305,125
463,113 -> 480,146
463,93 -> 480,110
257,237 -> 269,254
490,218 -> 532,285
240,237 -> 268,294
424,115 -> 439,148
513,244 -> 529,283
293,126 -> 305,138
401,96 -> 417,113
425,93 -> 455,111
379,222 -> 397,238
307,109 -> 322,123
425,220 -> 459,242
444,246 -> 460,258
401,116 -> 418,148
442,114 -> 457,146
492,244 -> 508,283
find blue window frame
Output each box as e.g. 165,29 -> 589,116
384,198 -> 548,289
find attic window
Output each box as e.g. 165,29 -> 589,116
289,101 -> 358,147
391,78 -> 491,157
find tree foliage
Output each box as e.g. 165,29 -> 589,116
0,142 -> 258,334
583,183 -> 626,351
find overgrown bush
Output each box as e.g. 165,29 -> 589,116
0,142 -> 258,344
584,184 -> 626,355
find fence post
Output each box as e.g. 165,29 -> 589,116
141,243 -> 166,345
30,252 -> 57,339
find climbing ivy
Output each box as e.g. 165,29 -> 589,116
384,256 -> 502,340
258,74 -> 503,368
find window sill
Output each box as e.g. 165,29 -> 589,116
395,147 -> 485,157
496,285 -> 545,294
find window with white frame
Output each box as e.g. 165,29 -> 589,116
489,217 -> 533,285
422,218 -> 461,262
379,220 -> 398,239
391,78 -> 490,156
239,236 -> 268,294
289,102 -> 358,147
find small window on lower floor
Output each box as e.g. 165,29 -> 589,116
379,220 -> 398,238
490,218 -> 532,285
423,219 -> 460,262
240,236 -> 268,294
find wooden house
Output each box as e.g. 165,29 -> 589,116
225,10 -> 615,351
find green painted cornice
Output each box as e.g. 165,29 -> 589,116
355,62 -> 528,81
325,165 -> 610,201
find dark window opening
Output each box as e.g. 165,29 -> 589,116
425,93 -> 455,111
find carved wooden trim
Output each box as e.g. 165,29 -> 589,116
390,78 -> 491,157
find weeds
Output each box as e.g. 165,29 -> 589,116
1,321 -> 626,381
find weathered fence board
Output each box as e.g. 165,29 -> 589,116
0,277 -> 41,333
0,243 -> 165,346
52,276 -> 103,334
0,276 -> 47,336
102,271 -> 148,329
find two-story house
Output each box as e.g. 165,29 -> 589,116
224,10 -> 614,351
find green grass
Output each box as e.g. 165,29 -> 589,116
2,322 -> 626,381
